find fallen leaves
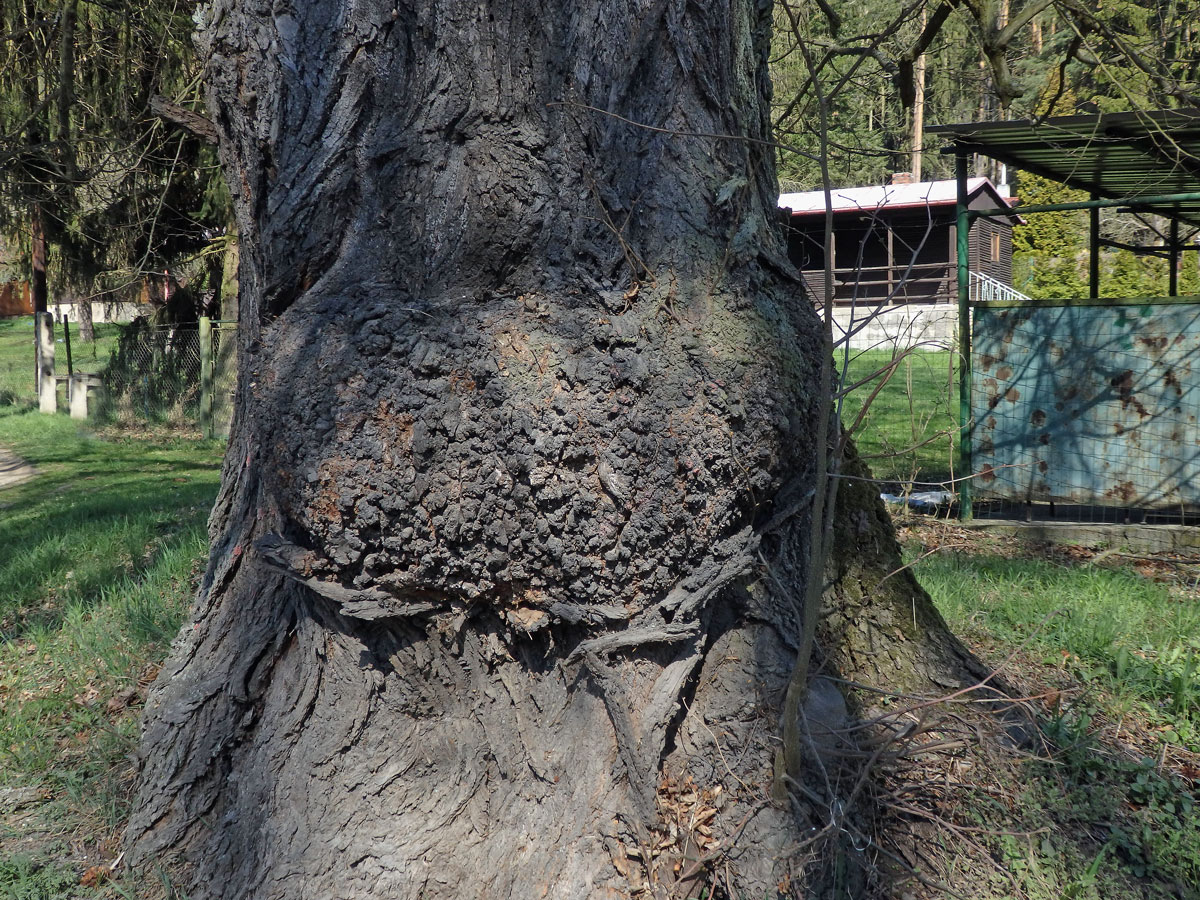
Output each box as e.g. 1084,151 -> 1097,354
79,864 -> 109,888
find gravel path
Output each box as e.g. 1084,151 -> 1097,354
0,447 -> 35,490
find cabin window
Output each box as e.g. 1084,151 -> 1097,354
990,231 -> 1001,262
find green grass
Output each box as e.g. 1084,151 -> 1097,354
837,348 -> 959,488
0,856 -> 79,900
0,319 -> 123,410
0,409 -> 221,897
921,553 -> 1200,721
912,544 -> 1200,896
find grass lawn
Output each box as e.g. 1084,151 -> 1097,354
837,347 -> 959,488
0,318 -> 123,409
0,409 -> 222,899
905,523 -> 1200,898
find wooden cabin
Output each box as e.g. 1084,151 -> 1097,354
0,281 -> 31,317
779,175 -> 1020,306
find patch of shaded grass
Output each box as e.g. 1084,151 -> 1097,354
0,856 -> 79,900
0,410 -> 220,897
0,410 -> 221,641
909,531 -> 1200,897
919,551 -> 1200,719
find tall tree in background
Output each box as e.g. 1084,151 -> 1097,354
125,2 -> 982,897
0,0 -> 227,336
772,0 -> 1200,190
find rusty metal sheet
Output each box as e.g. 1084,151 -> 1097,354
972,301 -> 1200,508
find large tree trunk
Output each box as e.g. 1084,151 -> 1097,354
127,3 -> 979,897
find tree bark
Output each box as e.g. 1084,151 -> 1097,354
76,289 -> 95,343
30,205 -> 47,314
127,3 -> 979,897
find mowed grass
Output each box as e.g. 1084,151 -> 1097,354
837,348 -> 959,488
0,318 -> 123,409
0,408 -> 222,897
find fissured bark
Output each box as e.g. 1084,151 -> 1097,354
127,3 -> 976,897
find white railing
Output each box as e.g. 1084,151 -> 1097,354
970,270 -> 1034,306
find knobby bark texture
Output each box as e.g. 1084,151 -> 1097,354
127,2 -> 978,898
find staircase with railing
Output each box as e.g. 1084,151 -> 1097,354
969,270 -> 1034,306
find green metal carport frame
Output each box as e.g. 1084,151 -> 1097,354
929,109 -> 1200,519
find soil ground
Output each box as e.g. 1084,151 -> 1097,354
0,447 -> 34,490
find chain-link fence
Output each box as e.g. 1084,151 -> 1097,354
97,321 -> 203,426
0,320 -> 34,406
0,316 -> 236,435
206,319 -> 238,438
97,318 -> 236,435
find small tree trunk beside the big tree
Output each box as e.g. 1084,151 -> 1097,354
127,3 -> 981,897
76,290 -> 94,342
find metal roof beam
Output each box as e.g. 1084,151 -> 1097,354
970,190 -> 1200,218
1103,125 -> 1200,183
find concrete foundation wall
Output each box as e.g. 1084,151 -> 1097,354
830,303 -> 958,352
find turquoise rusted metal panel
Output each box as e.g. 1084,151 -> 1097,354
971,300 -> 1200,509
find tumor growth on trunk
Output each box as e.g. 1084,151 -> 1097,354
126,2 -> 980,897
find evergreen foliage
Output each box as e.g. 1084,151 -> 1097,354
772,0 -> 1200,302
0,0 -> 228,315
1010,169 -> 1088,299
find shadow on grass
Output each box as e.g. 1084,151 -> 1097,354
1006,713 -> 1200,898
0,411 -> 222,642
909,536 -> 1200,896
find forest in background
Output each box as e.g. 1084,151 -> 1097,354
771,0 -> 1200,298
1,0 -> 1199,323
0,0 -> 228,335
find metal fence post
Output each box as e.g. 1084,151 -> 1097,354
35,311 -> 56,414
955,151 -> 973,521
199,316 -> 213,437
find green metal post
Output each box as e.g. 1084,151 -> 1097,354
199,316 -> 213,438
1169,218 -> 1180,297
1089,197 -> 1100,300
971,190 -> 1200,219
956,151 -> 973,521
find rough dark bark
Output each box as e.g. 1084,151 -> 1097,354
127,3 -> 980,898
150,94 -> 220,144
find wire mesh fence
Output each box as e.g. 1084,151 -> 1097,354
970,298 -> 1200,523
202,319 -> 238,438
97,321 -> 203,427
0,316 -> 236,435
0,320 -> 34,406
97,318 -> 237,435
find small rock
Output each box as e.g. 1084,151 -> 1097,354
0,785 -> 48,813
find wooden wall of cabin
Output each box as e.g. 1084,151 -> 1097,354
784,213 -> 959,304
967,217 -> 1013,285
0,281 -> 32,317
782,210 -> 1014,304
